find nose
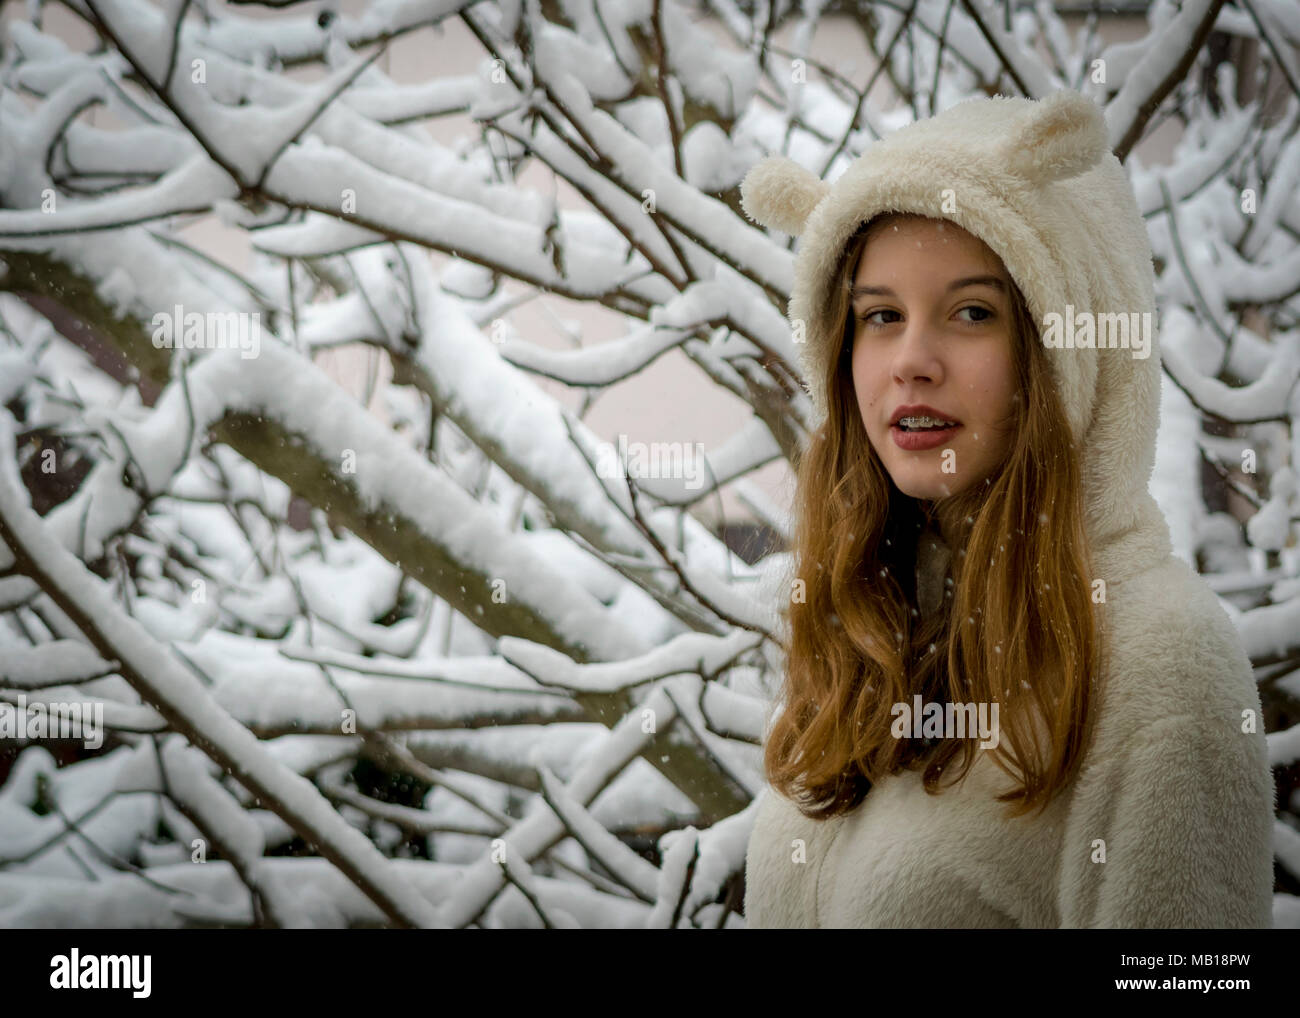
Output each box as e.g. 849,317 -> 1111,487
890,319 -> 944,385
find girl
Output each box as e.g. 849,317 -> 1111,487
737,89 -> 1275,928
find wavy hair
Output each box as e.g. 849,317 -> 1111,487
765,213 -> 1106,821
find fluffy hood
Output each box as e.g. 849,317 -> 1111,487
739,89 -> 1173,581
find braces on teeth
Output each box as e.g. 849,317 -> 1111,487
897,416 -> 957,429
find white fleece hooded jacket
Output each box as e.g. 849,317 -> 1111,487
737,90 -> 1276,929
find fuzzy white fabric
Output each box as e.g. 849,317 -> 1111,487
739,90 -> 1276,928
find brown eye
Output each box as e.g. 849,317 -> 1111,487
858,309 -> 902,328
957,306 -> 994,323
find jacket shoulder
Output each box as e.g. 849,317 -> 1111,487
1097,554 -> 1258,731
744,787 -> 839,928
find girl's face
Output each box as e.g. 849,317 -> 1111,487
849,217 -> 1019,501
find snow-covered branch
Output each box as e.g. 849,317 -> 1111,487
0,413 -> 443,928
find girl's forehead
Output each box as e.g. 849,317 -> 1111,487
863,218 -> 984,250
854,228 -> 1007,278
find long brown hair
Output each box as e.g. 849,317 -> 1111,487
765,213 -> 1105,821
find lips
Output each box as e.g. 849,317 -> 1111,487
891,421 -> 960,451
888,403 -> 961,452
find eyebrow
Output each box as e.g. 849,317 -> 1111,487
849,275 -> 1007,302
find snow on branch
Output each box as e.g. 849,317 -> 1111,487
499,319 -> 695,386
956,0 -> 1059,97
1105,0 -> 1227,160
530,70 -> 795,298
0,412 -> 443,928
435,682 -> 682,927
536,764 -> 660,903
42,342 -> 648,661
1,639 -> 119,688
114,735 -> 316,927
498,627 -> 764,696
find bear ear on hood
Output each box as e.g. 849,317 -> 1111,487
998,89 -> 1110,185
739,154 -> 831,236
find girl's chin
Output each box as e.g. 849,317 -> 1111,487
883,464 -> 965,500
894,481 -> 960,500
